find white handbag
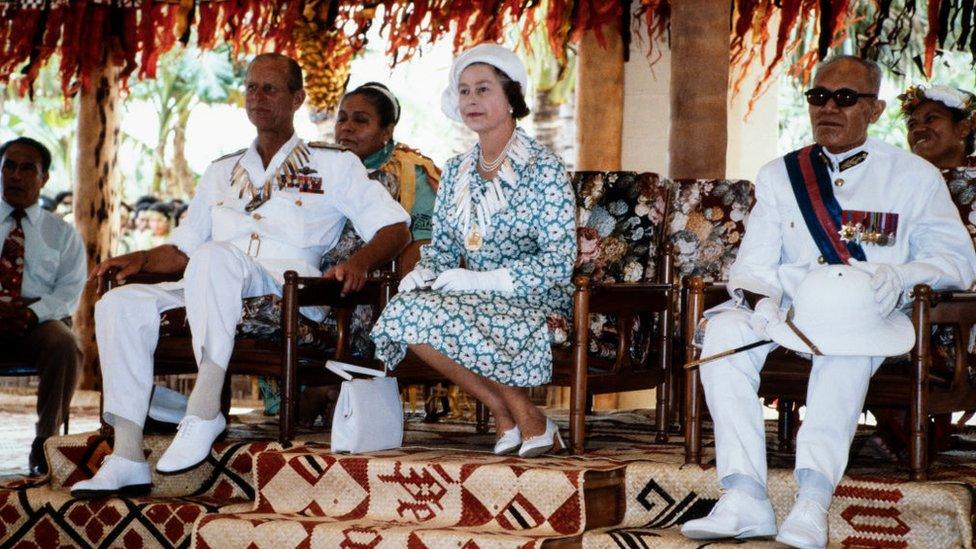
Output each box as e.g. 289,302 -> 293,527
327,360 -> 404,453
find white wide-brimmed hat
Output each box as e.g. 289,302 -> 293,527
766,265 -> 915,357
440,43 -> 528,122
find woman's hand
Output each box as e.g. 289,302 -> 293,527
398,267 -> 435,293
431,268 -> 513,292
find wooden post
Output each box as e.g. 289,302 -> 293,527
669,0 -> 731,179
73,63 -> 121,390
575,26 -> 624,171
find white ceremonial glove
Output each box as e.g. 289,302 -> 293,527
748,297 -> 782,339
849,259 -> 945,316
431,268 -> 515,293
398,267 -> 435,293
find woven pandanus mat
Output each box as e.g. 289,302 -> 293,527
193,513 -> 560,548
45,432 -> 290,499
0,479 -> 250,548
582,461 -> 973,549
252,445 -> 629,538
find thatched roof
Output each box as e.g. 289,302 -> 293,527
0,1 -> 972,110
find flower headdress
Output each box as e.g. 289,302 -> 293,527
898,84 -> 976,123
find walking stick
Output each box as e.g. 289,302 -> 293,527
684,340 -> 773,369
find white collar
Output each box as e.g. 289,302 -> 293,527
0,200 -> 41,225
821,141 -> 869,173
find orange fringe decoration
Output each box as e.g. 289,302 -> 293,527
1,0 -> 970,106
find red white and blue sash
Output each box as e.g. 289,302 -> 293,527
783,145 -> 867,264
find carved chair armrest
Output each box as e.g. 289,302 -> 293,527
291,270 -> 397,309
911,284 -> 976,389
576,277 -> 675,315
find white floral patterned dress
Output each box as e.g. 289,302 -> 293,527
370,129 -> 577,387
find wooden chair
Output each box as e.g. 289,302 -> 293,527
551,171 -> 677,453
683,278 -> 976,480
0,359 -> 70,435
666,178 -> 755,435
98,269 -> 395,442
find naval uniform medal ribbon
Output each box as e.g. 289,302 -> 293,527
783,144 -> 868,264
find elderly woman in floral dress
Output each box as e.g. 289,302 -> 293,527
371,44 -> 577,457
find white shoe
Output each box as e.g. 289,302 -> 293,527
681,489 -> 777,540
70,455 -> 152,499
776,498 -> 829,549
155,414 -> 226,474
494,426 -> 521,455
518,418 -> 564,458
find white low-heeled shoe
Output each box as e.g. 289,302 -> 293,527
518,418 -> 564,458
493,426 -> 521,455
155,414 -> 226,475
70,455 -> 152,499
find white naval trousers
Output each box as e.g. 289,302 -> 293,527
699,309 -> 884,488
95,241 -> 280,427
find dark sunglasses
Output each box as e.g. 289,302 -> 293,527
804,87 -> 877,108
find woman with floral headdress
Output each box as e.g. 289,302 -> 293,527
900,84 -> 976,169
370,44 -> 577,458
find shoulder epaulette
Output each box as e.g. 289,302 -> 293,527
212,148 -> 246,163
308,141 -> 348,151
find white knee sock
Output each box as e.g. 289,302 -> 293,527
112,417 -> 146,462
185,359 -> 226,421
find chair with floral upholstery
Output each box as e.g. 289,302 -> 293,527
548,171 -> 677,453
664,179 -> 755,445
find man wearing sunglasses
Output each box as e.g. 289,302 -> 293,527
682,56 -> 976,548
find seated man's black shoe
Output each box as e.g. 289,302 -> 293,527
28,437 -> 48,477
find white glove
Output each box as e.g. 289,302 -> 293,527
748,297 -> 782,338
398,267 -> 435,293
849,259 -> 945,316
431,268 -> 514,292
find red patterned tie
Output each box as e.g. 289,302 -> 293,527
0,209 -> 26,302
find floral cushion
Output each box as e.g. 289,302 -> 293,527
157,298 -> 335,351
574,171 -> 669,283
667,178 -> 754,282
565,172 -> 670,361
944,167 -> 976,252
940,167 -> 976,385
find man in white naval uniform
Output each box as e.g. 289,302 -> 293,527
72,53 -> 410,498
681,56 -> 976,548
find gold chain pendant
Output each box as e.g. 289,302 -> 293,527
465,224 -> 483,251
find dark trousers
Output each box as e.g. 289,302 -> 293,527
3,319 -> 81,438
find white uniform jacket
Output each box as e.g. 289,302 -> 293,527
728,137 -> 976,308
169,134 -> 410,285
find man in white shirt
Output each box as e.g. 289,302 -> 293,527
74,53 -> 410,498
681,56 -> 976,548
0,137 -> 86,477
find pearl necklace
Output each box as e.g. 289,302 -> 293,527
478,129 -> 517,173
455,129 -> 529,252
